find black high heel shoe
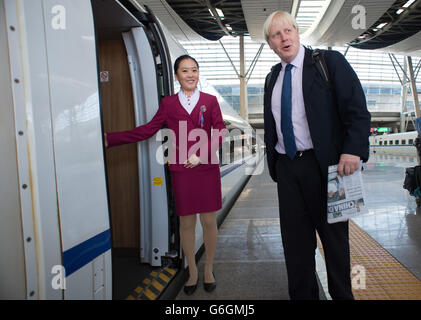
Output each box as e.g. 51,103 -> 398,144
183,282 -> 198,295
203,272 -> 216,292
183,275 -> 198,296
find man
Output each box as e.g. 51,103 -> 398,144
263,11 -> 370,299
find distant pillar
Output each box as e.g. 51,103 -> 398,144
406,56 -> 421,165
239,35 -> 248,121
407,56 -> 420,118
400,58 -> 408,132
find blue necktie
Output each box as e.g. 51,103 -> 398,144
281,64 -> 297,160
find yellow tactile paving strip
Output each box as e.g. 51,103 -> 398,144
126,267 -> 177,300
317,220 -> 421,300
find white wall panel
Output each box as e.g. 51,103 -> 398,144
0,0 -> 26,299
42,0 -> 110,250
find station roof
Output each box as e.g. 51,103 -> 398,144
133,0 -> 421,57
164,0 -> 248,40
348,0 -> 421,54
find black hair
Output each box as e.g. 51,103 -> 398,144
174,54 -> 199,74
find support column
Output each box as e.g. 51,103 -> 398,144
406,56 -> 421,165
407,56 -> 420,118
400,58 -> 408,132
239,35 -> 248,121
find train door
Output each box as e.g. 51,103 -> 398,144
91,0 -> 179,298
121,27 -> 173,265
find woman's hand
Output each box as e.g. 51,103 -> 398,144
104,133 -> 108,148
184,154 -> 201,168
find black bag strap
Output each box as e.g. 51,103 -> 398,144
312,48 -> 349,127
312,49 -> 332,89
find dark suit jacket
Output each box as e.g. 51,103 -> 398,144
264,46 -> 371,182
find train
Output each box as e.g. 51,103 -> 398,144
0,0 -> 264,299
369,131 -> 418,156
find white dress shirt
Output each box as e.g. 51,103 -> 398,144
271,45 -> 314,154
178,88 -> 200,114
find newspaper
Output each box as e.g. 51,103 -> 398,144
327,162 -> 367,224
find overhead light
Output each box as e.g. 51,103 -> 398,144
215,8 -> 224,19
396,9 -> 404,14
402,0 -> 416,8
226,25 -> 232,31
376,22 -> 388,29
209,8 -> 224,19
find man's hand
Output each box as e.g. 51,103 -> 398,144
337,154 -> 360,177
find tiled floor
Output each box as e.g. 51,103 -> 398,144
317,219 -> 421,300
353,153 -> 421,280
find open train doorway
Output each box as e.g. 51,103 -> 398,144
91,0 -> 180,299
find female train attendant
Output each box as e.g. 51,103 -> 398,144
105,55 -> 226,295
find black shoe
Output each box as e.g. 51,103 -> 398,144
203,272 -> 216,292
183,275 -> 198,296
183,283 -> 197,295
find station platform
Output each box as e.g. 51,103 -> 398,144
176,153 -> 421,300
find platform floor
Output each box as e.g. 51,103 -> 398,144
176,153 -> 421,300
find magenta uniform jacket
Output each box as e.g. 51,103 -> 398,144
106,91 -> 227,216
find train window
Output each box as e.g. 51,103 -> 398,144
379,141 -> 382,145
384,141 -> 387,145
389,140 -> 393,145
402,140 -> 406,144
218,145 -> 225,167
218,128 -> 258,168
395,140 -> 399,145
409,139 -> 414,145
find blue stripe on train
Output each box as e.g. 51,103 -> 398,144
62,229 -> 111,277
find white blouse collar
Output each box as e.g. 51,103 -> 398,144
178,89 -> 200,114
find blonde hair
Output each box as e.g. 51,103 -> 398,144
263,11 -> 299,42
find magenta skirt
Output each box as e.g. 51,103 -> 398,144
170,167 -> 222,216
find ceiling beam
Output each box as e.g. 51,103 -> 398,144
205,0 -> 232,36
291,0 -> 302,17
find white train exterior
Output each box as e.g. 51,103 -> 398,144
369,131 -> 418,156
0,0 -> 264,299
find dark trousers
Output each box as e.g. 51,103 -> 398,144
275,150 -> 354,300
